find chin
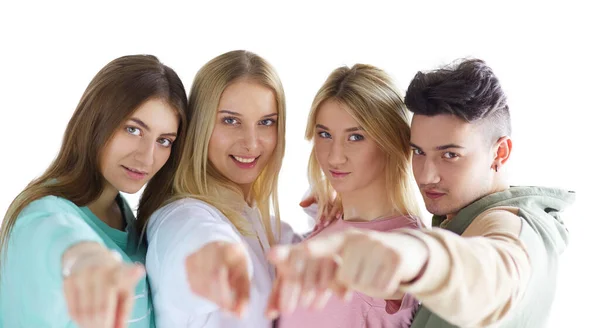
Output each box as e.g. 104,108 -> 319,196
329,182 -> 353,194
427,202 -> 467,217
116,183 -> 144,194
424,203 -> 449,217
228,174 -> 260,186
425,207 -> 442,216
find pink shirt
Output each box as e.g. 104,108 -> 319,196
279,215 -> 422,328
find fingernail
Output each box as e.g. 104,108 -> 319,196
237,303 -> 248,318
273,247 -> 290,261
315,289 -> 332,309
343,290 -> 353,302
266,310 -> 279,320
300,289 -> 316,308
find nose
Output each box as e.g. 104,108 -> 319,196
416,157 -> 441,186
134,138 -> 155,167
240,125 -> 259,153
328,139 -> 347,167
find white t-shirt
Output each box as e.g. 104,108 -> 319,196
146,198 -> 301,328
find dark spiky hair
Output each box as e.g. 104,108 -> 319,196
405,59 -> 511,142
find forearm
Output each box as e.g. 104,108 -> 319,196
397,211 -> 531,327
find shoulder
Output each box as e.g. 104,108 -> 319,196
146,198 -> 233,237
20,195 -> 79,216
350,214 -> 423,232
466,206 -> 523,237
150,198 -> 225,221
15,196 -> 84,228
393,214 -> 424,229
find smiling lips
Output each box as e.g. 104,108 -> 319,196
231,155 -> 259,169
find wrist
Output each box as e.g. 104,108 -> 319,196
391,233 -> 430,283
62,244 -> 122,278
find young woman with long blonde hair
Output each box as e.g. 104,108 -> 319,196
270,64 -> 423,328
145,50 -> 299,328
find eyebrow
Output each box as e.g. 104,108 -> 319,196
316,124 -> 364,133
435,144 -> 465,150
218,110 -> 278,118
129,118 -> 177,137
410,142 -> 465,151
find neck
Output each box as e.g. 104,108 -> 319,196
445,180 -> 510,222
340,176 -> 398,222
240,183 -> 254,206
87,185 -> 122,230
494,178 -> 510,194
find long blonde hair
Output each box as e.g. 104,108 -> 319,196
1,55 -> 188,263
166,50 -> 286,245
306,64 -> 421,219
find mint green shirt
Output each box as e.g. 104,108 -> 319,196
0,195 -> 154,327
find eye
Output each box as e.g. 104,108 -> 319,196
348,134 -> 364,141
317,131 -> 331,139
260,118 -> 276,126
443,152 -> 459,159
223,117 -> 239,125
412,148 -> 424,156
126,126 -> 141,136
157,138 -> 173,148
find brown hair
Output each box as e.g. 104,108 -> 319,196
1,54 -> 188,261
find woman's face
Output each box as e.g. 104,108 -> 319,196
314,99 -> 387,195
100,98 -> 179,194
208,80 -> 278,193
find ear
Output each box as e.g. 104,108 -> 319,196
492,136 -> 512,171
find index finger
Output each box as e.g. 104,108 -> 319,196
115,265 -> 145,328
230,262 -> 251,317
265,277 -> 283,319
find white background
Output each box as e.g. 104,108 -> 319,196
0,1 -> 597,326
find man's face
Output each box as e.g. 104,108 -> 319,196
410,114 -> 497,216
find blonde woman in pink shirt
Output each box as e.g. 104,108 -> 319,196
269,64 -> 423,328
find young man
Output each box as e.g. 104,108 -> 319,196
268,59 -> 573,327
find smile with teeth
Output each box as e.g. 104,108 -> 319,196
232,155 -> 258,163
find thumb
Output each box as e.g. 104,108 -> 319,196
304,232 -> 348,258
223,243 -> 249,266
268,246 -> 291,265
119,263 -> 146,289
268,233 -> 348,265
